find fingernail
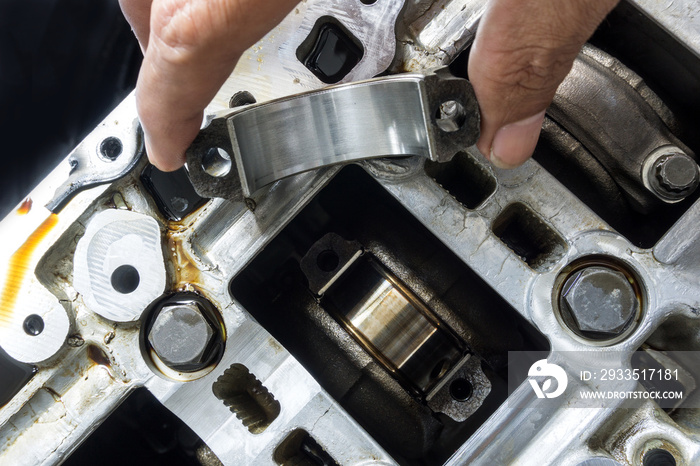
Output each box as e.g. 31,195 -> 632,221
490,110 -> 546,169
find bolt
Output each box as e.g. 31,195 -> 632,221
653,152 -> 699,195
148,302 -> 216,371
561,266 -> 638,337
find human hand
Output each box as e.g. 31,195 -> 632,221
121,0 -> 618,172
119,0 -> 299,171
469,0 -> 619,168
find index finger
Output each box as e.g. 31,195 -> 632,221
137,0 -> 299,171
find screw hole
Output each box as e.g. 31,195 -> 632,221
360,0 -> 377,4
100,137 -> 123,161
111,265 -> 140,294
449,378 -> 473,402
316,250 -> 340,272
23,314 -> 44,336
435,100 -> 467,133
201,147 -> 232,177
229,90 -> 257,108
643,449 -> 677,466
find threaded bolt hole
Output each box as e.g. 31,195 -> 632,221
435,100 -> 467,133
449,378 -> 473,402
643,449 -> 677,466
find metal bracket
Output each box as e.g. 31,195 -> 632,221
46,96 -> 144,213
186,69 -> 480,202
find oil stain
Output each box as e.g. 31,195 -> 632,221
87,345 -> 111,367
166,231 -> 202,291
17,198 -> 32,215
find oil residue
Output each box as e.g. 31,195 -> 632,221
87,345 -> 111,367
167,229 -> 202,291
17,198 -> 32,215
0,214 -> 59,327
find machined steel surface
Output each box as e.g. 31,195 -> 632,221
1,1 -> 700,466
211,0 -> 406,105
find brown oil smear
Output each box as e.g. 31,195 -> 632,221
0,214 -> 59,327
167,231 -> 202,291
87,345 -> 111,367
17,198 -> 32,215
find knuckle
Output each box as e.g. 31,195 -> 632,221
509,46 -> 573,92
151,0 -> 218,58
481,44 -> 573,96
149,0 -> 246,68
151,0 -> 241,49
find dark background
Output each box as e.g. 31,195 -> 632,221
0,0 -> 141,217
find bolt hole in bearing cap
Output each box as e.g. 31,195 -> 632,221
74,209 -> 166,322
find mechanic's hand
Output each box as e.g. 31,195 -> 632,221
469,0 -> 618,168
119,0 -> 299,171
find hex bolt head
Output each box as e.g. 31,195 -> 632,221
148,302 -> 216,370
654,152 -> 700,194
562,266 -> 639,337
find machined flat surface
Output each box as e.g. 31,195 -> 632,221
230,78 -> 430,193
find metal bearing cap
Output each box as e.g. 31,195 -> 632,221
0,289 -> 70,364
73,209 -> 166,322
561,266 -> 639,339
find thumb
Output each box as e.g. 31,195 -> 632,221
468,0 -> 618,168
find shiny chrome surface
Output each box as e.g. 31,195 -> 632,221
344,278 -> 440,371
231,78 -> 428,194
325,257 -> 463,393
